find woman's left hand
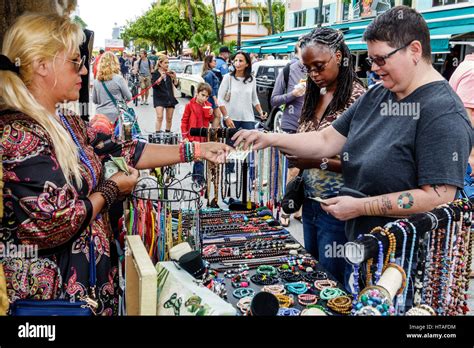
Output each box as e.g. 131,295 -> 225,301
201,142 -> 233,164
320,196 -> 362,221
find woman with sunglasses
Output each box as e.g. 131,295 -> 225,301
234,6 -> 472,272
286,27 -> 366,286
0,13 -> 231,315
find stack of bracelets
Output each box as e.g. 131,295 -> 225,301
95,179 -> 119,212
179,141 -> 201,163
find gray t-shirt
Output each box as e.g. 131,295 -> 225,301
137,58 -> 152,77
92,74 -> 132,122
332,80 -> 473,241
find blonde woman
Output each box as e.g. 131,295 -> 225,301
92,51 -> 132,123
152,54 -> 179,132
0,13 -> 230,315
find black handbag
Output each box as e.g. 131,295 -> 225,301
281,169 -> 305,214
10,228 -> 98,316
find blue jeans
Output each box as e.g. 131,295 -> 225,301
302,198 -> 350,287
225,121 -> 256,174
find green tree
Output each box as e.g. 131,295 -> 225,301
256,1 -> 285,34
121,5 -> 191,55
72,15 -> 87,29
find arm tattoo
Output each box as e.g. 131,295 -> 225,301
397,192 -> 414,209
430,184 -> 447,198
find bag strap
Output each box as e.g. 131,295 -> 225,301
283,62 -> 291,94
102,81 -> 118,107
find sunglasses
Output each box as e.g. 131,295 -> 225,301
302,55 -> 334,75
366,41 -> 412,67
63,55 -> 86,73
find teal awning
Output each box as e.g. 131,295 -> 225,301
242,39 -> 295,54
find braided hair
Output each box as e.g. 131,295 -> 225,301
299,27 -> 362,124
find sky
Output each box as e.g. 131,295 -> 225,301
77,0 -> 156,50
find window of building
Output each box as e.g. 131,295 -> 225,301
342,2 -> 350,21
433,0 -> 467,6
402,0 -> 412,7
314,5 -> 330,24
241,9 -> 251,22
294,10 -> 306,28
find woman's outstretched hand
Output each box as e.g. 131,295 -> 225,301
201,142 -> 233,164
231,130 -> 273,151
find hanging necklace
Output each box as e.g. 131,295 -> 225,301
59,112 -> 97,188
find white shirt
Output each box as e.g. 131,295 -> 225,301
217,74 -> 259,122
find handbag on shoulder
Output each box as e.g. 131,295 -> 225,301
281,169 -> 305,214
9,228 -> 98,316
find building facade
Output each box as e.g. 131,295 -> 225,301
285,0 -> 473,30
210,0 -> 271,42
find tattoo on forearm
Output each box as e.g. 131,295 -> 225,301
381,196 -> 393,215
397,192 -> 414,209
430,184 -> 447,197
364,199 -> 385,216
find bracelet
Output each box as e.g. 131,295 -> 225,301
314,279 -> 337,291
250,273 -> 278,285
256,265 -> 278,277
277,308 -> 301,316
179,142 -> 196,163
298,294 -> 318,306
327,295 -> 352,315
193,142 -> 201,161
320,287 -> 345,300
262,285 -> 286,295
275,294 -> 294,308
223,115 -> 230,121
233,287 -> 255,299
279,271 -> 302,283
285,282 -> 308,295
237,296 -> 252,314
94,179 -> 119,212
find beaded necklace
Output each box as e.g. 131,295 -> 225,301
402,221 -> 417,310
59,113 -> 97,188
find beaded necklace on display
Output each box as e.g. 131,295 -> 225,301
402,221 -> 417,309
439,207 -> 454,312
59,113 -> 97,188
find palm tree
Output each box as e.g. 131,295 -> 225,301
237,0 -> 242,49
317,0 -> 323,27
160,0 -> 198,33
211,0 -> 220,44
220,0 -> 227,43
267,0 -> 275,35
256,2 -> 285,34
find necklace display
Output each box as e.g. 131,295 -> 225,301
350,199 -> 473,316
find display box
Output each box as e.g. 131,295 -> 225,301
125,235 -> 157,315
156,262 -> 236,316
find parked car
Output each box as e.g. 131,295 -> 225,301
168,59 -> 192,74
254,59 -> 289,132
177,61 -> 204,97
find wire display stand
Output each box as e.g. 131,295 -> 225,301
126,174 -> 202,264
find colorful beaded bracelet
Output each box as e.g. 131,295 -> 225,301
298,294 -> 318,306
285,282 -> 308,295
233,287 -> 255,299
320,287 -> 345,300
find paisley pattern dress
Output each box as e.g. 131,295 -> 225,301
0,109 -> 146,315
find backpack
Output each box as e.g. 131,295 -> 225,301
138,59 -> 152,74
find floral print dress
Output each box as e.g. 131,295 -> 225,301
0,109 -> 146,315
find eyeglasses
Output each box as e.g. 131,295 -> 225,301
63,55 -> 86,73
302,55 -> 333,75
366,42 -> 412,67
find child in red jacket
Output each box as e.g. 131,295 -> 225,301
181,83 -> 213,184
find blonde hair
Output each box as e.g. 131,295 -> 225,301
97,51 -> 120,81
0,13 -> 85,187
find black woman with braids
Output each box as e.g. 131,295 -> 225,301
285,27 -> 365,287
234,6 -> 472,295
